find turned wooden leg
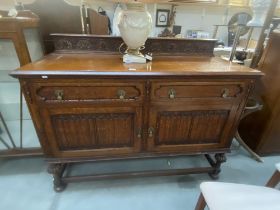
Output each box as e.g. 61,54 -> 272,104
266,170 -> 280,188
48,163 -> 67,192
195,193 -> 206,210
205,153 -> 227,180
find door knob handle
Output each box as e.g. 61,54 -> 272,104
221,88 -> 230,98
117,89 -> 126,100
148,127 -> 154,138
55,90 -> 64,101
168,89 -> 176,99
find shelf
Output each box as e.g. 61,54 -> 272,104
166,2 -> 251,9
214,24 -> 264,28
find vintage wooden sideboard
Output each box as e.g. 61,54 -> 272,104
10,34 -> 262,192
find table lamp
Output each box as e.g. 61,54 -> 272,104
114,1 -> 152,63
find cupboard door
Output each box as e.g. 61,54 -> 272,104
40,106 -> 142,158
147,102 -> 239,153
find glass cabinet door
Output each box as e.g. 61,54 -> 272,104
0,27 -> 44,156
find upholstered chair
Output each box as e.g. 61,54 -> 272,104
195,163 -> 280,210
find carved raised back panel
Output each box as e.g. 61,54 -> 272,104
155,110 -> 229,145
51,34 -> 217,56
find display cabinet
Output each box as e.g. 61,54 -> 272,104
0,10 -> 44,157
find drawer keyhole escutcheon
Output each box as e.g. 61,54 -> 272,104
168,89 -> 176,99
117,89 -> 126,100
221,88 -> 230,98
148,127 -> 155,138
55,90 -> 64,101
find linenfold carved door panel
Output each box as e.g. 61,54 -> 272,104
40,106 -> 142,158
147,102 -> 238,153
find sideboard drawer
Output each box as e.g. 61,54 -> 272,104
151,82 -> 244,101
34,83 -> 144,103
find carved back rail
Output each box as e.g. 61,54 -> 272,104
51,34 -> 217,57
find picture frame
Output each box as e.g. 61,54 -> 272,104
156,9 -> 170,27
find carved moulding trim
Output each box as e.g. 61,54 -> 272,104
35,85 -> 142,102
154,84 -> 244,99
52,112 -> 133,121
21,81 -> 33,104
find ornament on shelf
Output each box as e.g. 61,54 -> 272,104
247,0 -> 272,27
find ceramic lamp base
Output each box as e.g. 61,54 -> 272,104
126,48 -> 143,57
123,54 -> 146,64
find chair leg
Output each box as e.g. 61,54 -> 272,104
235,131 -> 263,162
266,170 -> 280,188
195,193 -> 206,210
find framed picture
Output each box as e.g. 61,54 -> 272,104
156,9 -> 170,27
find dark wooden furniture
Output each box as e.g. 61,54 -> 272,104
87,9 -> 110,35
0,10 -> 39,66
239,31 -> 280,155
266,164 -> 280,188
25,0 -> 83,53
234,99 -> 264,162
10,34 -> 262,192
0,10 -> 43,157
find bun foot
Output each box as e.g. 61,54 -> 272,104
208,171 -> 220,180
54,183 -> 67,192
205,153 -> 226,180
48,163 -> 67,192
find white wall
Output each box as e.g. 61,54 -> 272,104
90,3 -> 261,46
154,4 -> 262,45
0,1 -> 262,46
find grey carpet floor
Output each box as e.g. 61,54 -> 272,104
0,149 -> 279,210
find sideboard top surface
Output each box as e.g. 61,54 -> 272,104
11,53 -> 263,78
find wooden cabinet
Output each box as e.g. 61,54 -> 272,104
10,35 -> 262,192
0,10 -> 44,158
239,31 -> 280,155
23,78 -> 253,159
29,80 -> 144,158
148,80 -> 248,153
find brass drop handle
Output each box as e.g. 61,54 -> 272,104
137,128 -> 142,139
117,89 -> 126,100
221,88 -> 230,98
55,90 -> 64,101
168,89 -> 176,99
148,127 -> 154,138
